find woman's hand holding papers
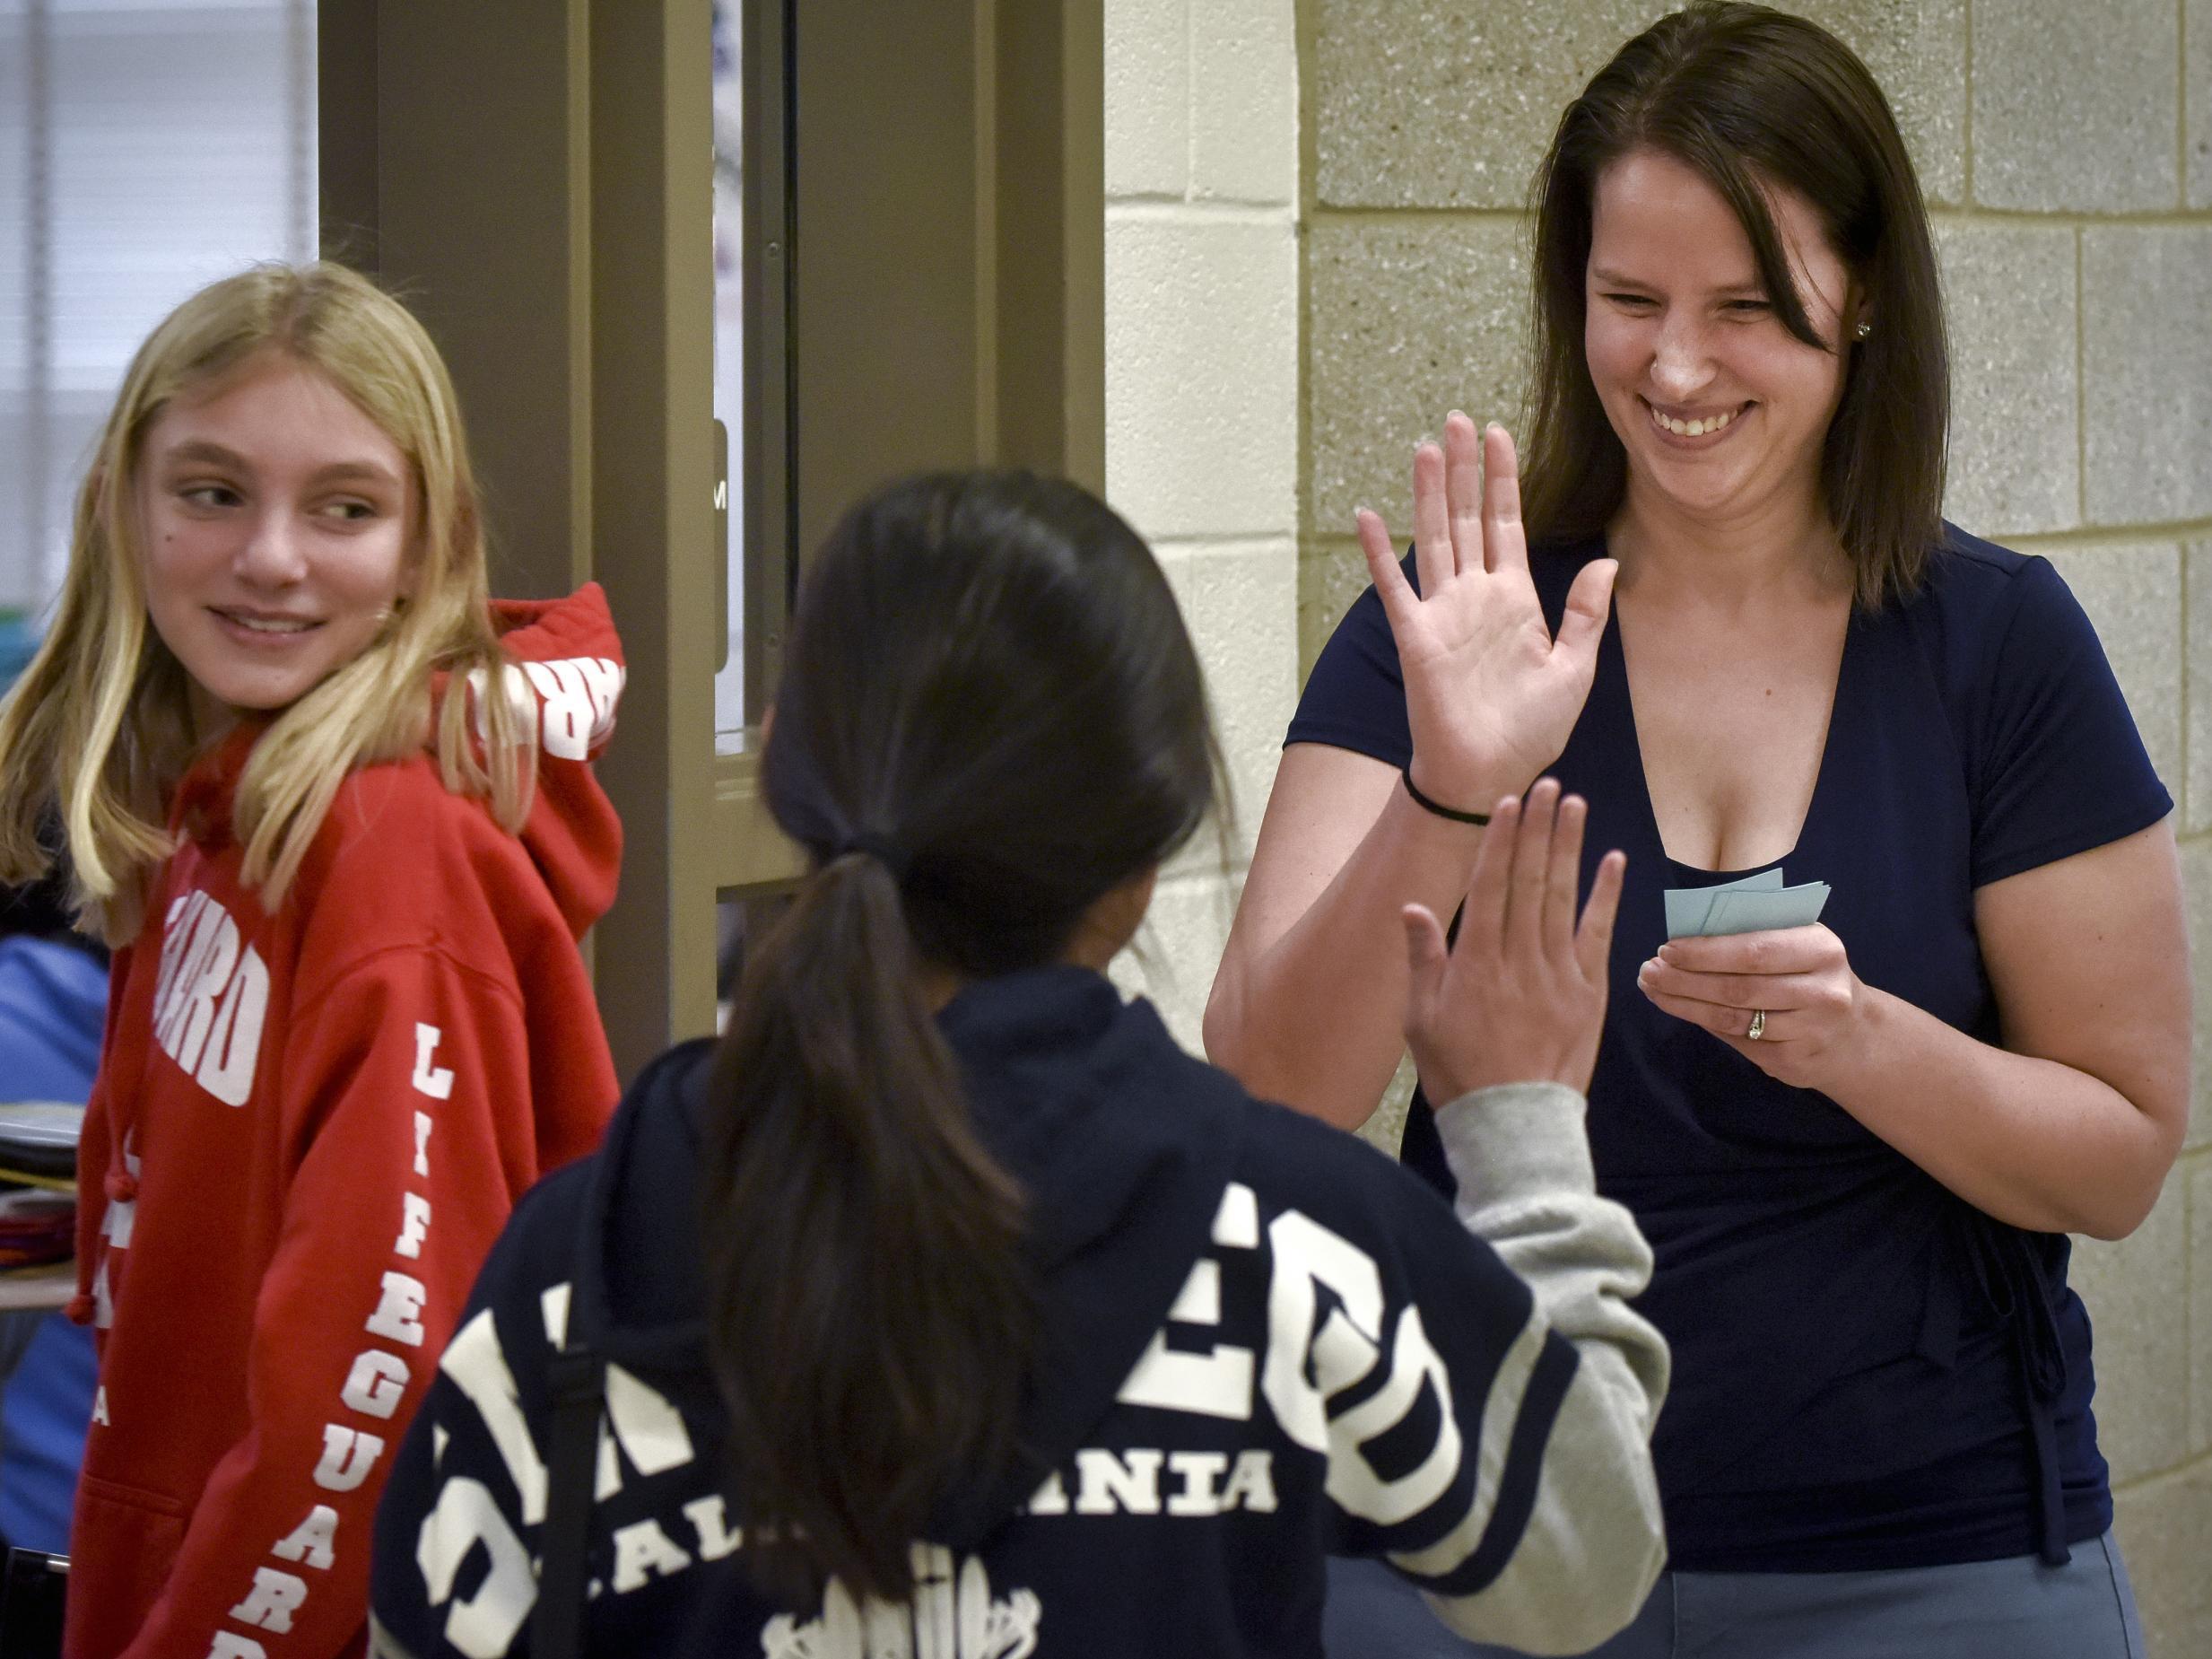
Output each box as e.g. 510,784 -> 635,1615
1636,925 -> 1869,1090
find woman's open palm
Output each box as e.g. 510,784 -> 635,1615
1358,414 -> 1616,806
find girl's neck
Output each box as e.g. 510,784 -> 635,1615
185,680 -> 242,750
1608,477 -> 1851,615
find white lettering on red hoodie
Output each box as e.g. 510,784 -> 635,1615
65,586 -> 627,1659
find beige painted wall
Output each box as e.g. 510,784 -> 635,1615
1102,0 -> 1302,1047
1293,1 -> 2212,1652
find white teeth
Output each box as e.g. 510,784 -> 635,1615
1650,405 -> 1737,437
227,615 -> 313,633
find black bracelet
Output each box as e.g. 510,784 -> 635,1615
1402,767 -> 1491,825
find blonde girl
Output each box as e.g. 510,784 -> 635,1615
0,263 -> 626,1659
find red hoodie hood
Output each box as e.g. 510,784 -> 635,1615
172,582 -> 624,940
480,582 -> 625,937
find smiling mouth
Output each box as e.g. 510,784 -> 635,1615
211,607 -> 320,635
1643,399 -> 1749,439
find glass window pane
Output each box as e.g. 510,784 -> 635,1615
0,0 -> 314,648
711,0 -> 745,753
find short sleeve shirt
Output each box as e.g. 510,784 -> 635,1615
1286,528 -> 2173,1571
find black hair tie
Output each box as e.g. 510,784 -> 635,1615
1401,767 -> 1491,826
832,831 -> 912,884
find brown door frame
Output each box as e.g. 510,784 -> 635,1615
320,0 -> 1102,1078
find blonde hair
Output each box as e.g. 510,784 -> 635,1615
0,262 -> 533,943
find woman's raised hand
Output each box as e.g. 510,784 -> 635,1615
1358,415 -> 1617,809
1402,780 -> 1625,1104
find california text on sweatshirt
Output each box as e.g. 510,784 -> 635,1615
66,586 -> 627,1659
370,965 -> 1670,1659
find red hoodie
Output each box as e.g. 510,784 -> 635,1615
65,586 -> 625,1659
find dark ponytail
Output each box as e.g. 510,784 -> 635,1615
699,471 -> 1218,1602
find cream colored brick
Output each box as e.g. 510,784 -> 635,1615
1774,0 -> 1966,205
2190,542 -> 2212,835
2190,1154 -> 2212,1457
2185,838 -> 2212,1153
1936,223 -> 2078,537
1973,2 -> 2179,211
1155,538 -> 1299,868
2113,1465 -> 2212,1658
1104,0 -> 1189,199
1309,0 -> 1649,209
1306,217 -> 1528,536
1189,0 -> 1296,205
1111,868 -> 1241,1055
2192,0 -> 2212,210
2038,543 -> 2183,801
2082,227 -> 2212,529
1106,214 -> 1298,541
2072,1173 -> 2190,1485
1300,539 -> 1372,680
1310,1 -> 1962,209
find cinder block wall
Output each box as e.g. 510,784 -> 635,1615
1296,1 -> 2212,1649
1102,0 -> 1301,1049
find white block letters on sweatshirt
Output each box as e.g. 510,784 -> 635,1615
228,1567 -> 308,1633
341,1350 -> 413,1419
471,656 -> 624,763
412,1024 -> 456,1100
419,1478 -> 536,1659
151,891 -> 269,1106
205,955 -> 468,1653
272,1506 -> 340,1571
311,1426 -> 386,1493
1116,1183 -> 1264,1421
1263,1209 -> 1462,1524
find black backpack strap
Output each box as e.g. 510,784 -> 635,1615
530,1332 -> 606,1659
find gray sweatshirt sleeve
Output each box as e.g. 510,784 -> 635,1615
1414,1081 -> 1670,1655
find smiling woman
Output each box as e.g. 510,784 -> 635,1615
1582,152 -> 1859,537
1210,4 -> 2184,1657
0,264 -> 627,1659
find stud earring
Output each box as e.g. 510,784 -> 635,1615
1853,320 -> 1873,340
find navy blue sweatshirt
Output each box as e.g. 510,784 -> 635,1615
369,967 -> 1668,1657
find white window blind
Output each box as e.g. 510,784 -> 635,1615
0,0 -> 313,621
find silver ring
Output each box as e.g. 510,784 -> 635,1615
1746,1008 -> 1766,1042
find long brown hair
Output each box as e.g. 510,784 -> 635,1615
1519,1 -> 1948,606
700,471 -> 1220,1602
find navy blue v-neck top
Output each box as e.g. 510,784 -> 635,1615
1286,528 -> 2173,1573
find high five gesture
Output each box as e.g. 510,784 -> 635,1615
1206,413 -> 1621,1125
1359,414 -> 1616,809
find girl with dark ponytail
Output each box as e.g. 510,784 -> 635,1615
371,470 -> 1670,1659
705,474 -> 1215,1602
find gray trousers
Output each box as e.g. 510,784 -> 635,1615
1324,1532 -> 2145,1659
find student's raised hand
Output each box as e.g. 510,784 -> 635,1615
1402,779 -> 1626,1104
1357,415 -> 1617,812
